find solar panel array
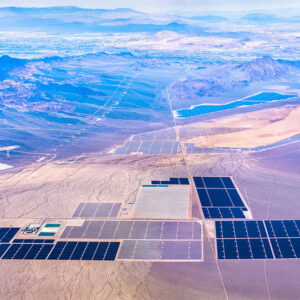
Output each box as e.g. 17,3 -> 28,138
0,227 -> 20,243
118,240 -> 202,261
72,203 -> 121,218
184,143 -> 244,154
61,220 -> 201,240
193,177 -> 247,219
216,220 -> 300,260
216,221 -> 273,259
0,241 -> 120,261
151,177 -> 189,185
114,140 -> 179,155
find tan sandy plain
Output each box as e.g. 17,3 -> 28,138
180,104 -> 300,148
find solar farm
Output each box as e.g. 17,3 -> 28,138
0,176 -> 299,264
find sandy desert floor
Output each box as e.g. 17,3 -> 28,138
180,104 -> 300,148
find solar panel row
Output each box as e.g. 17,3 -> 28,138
115,140 -> 179,155
0,241 -> 120,261
203,207 -> 245,219
72,203 -> 121,218
193,177 -> 235,189
216,221 -> 267,239
61,221 -> 202,240
12,239 -> 55,244
196,187 -> 244,207
265,220 -> 300,238
217,238 -> 273,259
151,178 -> 189,185
118,240 -> 202,260
0,228 -> 20,243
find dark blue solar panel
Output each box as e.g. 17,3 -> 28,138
227,189 -> 245,207
48,242 -> 66,260
197,189 -> 211,206
264,221 -> 275,237
224,239 -> 238,259
13,239 -> 24,243
219,208 -> 233,218
13,244 -> 32,259
276,238 -> 296,258
234,221 -> 248,238
246,221 -> 265,238
202,208 -> 210,218
0,228 -> 9,241
179,178 -> 189,185
170,178 -> 179,184
221,177 -> 235,189
59,242 -> 77,260
24,244 -> 42,259
236,239 -> 252,259
161,181 -> 170,184
43,239 -> 55,243
217,239 -> 225,259
270,221 -> 288,238
249,239 -> 267,259
21,239 -> 34,243
203,177 -> 224,188
231,208 -> 245,219
284,221 -> 300,238
215,222 -> 222,238
207,189 -> 232,207
70,242 -> 87,260
0,244 -> 10,258
263,239 -> 274,259
208,208 -> 222,219
222,222 -> 235,238
104,242 -> 120,260
291,238 -> 300,258
270,239 -> 281,258
1,228 -> 19,243
93,242 -> 109,260
81,242 -> 98,260
151,181 -> 160,184
193,177 -> 205,188
12,239 -> 55,244
2,244 -> 21,259
36,244 -> 54,259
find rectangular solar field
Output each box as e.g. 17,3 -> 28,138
60,220 -> 202,240
215,220 -> 300,260
216,221 -> 273,259
118,240 -> 202,261
193,177 -> 247,219
72,203 -> 122,218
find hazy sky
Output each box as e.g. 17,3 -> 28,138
0,0 -> 299,14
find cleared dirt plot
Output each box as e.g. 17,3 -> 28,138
133,185 -> 190,219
